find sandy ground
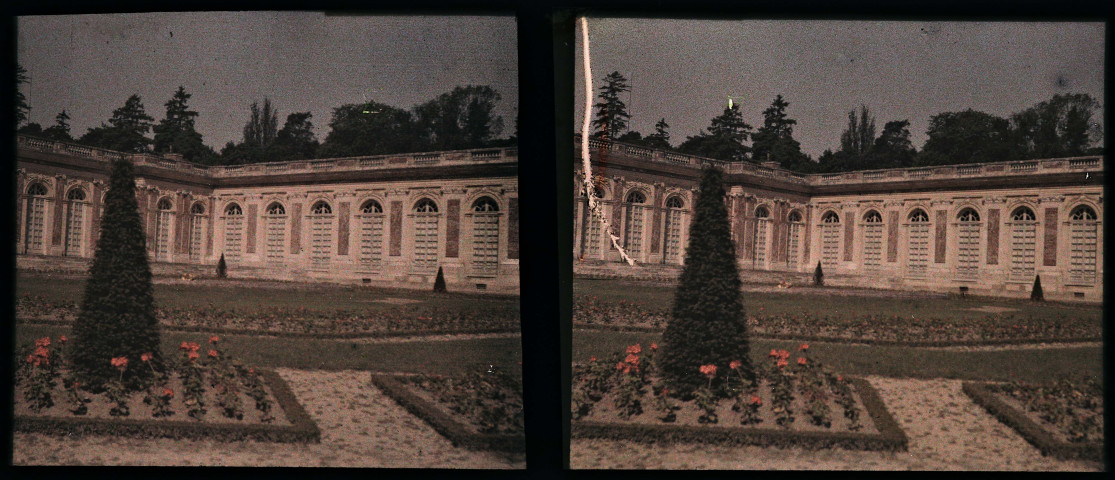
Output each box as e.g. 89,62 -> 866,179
569,376 -> 1103,471
12,368 -> 524,468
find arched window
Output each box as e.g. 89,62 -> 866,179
663,196 -> 685,264
754,206 -> 771,269
1067,205 -> 1098,285
154,198 -> 174,262
862,210 -> 884,267
358,200 -> 386,272
471,196 -> 501,275
907,209 -> 930,278
1008,206 -> 1038,282
820,210 -> 841,267
309,201 -> 334,269
188,202 -> 206,263
264,202 -> 287,264
223,202 -> 244,264
412,198 -> 440,273
624,191 -> 647,260
956,208 -> 981,280
64,188 -> 87,257
23,183 -> 49,254
787,210 -> 804,268
581,187 -> 608,259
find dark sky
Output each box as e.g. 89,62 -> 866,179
574,19 -> 1104,158
18,12 -> 518,151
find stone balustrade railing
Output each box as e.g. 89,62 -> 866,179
18,134 -> 518,179
574,135 -> 1103,186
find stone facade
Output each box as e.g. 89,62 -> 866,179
574,137 -> 1103,302
15,135 -> 519,293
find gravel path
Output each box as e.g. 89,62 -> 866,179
12,369 -> 524,468
569,376 -> 1102,471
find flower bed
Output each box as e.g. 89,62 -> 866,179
963,379 -> 1103,461
16,294 -> 520,338
571,343 -> 907,451
371,368 -> 524,452
572,296 -> 1100,346
13,335 -> 320,443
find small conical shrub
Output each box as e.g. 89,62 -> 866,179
814,261 -> 824,286
1031,274 -> 1044,302
69,158 -> 162,389
217,253 -> 227,278
433,266 -> 447,292
659,166 -> 753,396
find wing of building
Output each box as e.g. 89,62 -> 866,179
16,135 -> 519,293
573,136 -> 1103,302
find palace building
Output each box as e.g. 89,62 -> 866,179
15,134 -> 519,292
574,136 -> 1103,302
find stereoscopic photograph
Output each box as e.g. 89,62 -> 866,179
13,11 -> 523,467
569,17 -> 1102,470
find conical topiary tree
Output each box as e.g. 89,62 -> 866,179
659,166 -> 753,396
814,261 -> 824,286
1031,274 -> 1044,301
217,253 -> 227,278
69,158 -> 162,389
433,266 -> 447,292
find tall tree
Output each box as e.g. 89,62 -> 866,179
243,98 -> 279,148
78,95 -> 155,153
870,120 -> 917,168
42,110 -> 73,142
591,71 -> 632,139
643,118 -> 672,149
152,86 -> 216,163
272,112 -> 320,161
917,109 -> 1017,166
414,85 -> 504,150
318,102 -> 422,158
659,166 -> 753,396
16,63 -> 31,126
678,103 -> 752,162
751,95 -> 808,169
69,158 -> 162,389
1011,93 -> 1102,158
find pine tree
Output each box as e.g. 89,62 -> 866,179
644,118 -> 671,149
1031,275 -> 1044,301
591,71 -> 632,139
659,166 -> 753,396
814,261 -> 824,286
43,110 -> 73,142
752,95 -> 808,169
152,86 -> 216,163
69,158 -> 161,389
16,63 -> 31,126
433,266 -> 447,292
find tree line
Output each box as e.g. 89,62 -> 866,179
15,65 -> 513,166
590,71 -> 1103,173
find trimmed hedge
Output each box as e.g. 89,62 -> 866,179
962,381 -> 1103,462
572,324 -> 1101,348
571,377 -> 907,452
370,373 -> 524,453
14,369 -> 320,443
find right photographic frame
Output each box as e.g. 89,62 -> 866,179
569,17 -> 1103,471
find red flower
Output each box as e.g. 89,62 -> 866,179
778,349 -> 791,360
163,388 -> 174,398
624,354 -> 640,366
59,335 -> 67,344
590,356 -> 597,362
179,341 -> 190,351
650,343 -> 658,351
799,343 -> 810,352
208,349 -> 219,358
141,352 -> 153,362
35,337 -> 51,347
768,349 -> 779,358
749,395 -> 762,406
776,358 -> 789,369
616,362 -> 626,371
797,357 -> 807,365
248,367 -> 255,374
26,354 -> 38,366
209,335 -> 220,344
837,375 -> 844,382
33,346 -> 50,358
699,364 -> 717,378
111,356 -> 129,371
187,350 -> 200,362
626,343 -> 642,355
729,360 -> 742,370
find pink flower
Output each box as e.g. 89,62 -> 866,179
187,350 -> 200,362
163,388 -> 174,398
590,356 -> 597,362
650,343 -> 658,351
626,344 -> 642,355
59,335 -> 67,344
699,364 -> 717,378
768,349 -> 779,358
624,354 -> 640,366
729,360 -> 742,370
749,395 -> 762,406
140,352 -> 153,362
110,356 -> 129,371
209,335 -> 220,344
33,346 -> 50,359
35,337 -> 51,348
799,343 -> 810,351
797,357 -> 807,365
776,358 -> 789,369
208,349 -> 219,358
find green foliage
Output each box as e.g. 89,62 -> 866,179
272,112 -> 320,161
752,95 -> 809,169
870,120 -> 917,167
433,266 -> 447,292
592,71 -> 632,139
42,110 -> 74,142
659,166 -> 753,395
78,95 -> 155,153
1031,275 -> 1044,302
16,63 -> 31,125
677,104 -> 752,162
414,85 -> 504,150
217,253 -> 227,278
318,102 -> 423,158
643,118 -> 672,149
1012,93 -> 1103,158
69,158 -> 162,389
917,109 -> 1018,165
152,86 -> 218,164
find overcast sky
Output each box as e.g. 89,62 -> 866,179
574,19 -> 1104,159
18,12 -> 518,150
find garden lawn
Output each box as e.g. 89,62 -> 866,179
16,272 -> 518,314
573,330 -> 1101,384
17,325 -> 523,378
574,278 -> 1100,322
